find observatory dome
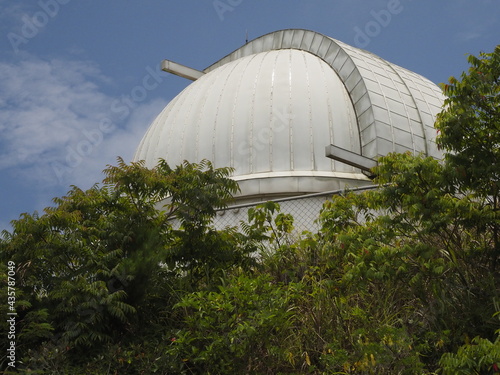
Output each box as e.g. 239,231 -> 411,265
134,29 -> 444,202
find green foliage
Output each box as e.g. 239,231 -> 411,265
0,158 -> 246,372
436,45 -> 500,198
243,201 -> 295,250
436,45 -> 500,289
314,153 -> 498,371
167,274 -> 298,374
432,45 -> 500,373
440,335 -> 500,375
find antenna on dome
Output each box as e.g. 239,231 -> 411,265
245,30 -> 248,44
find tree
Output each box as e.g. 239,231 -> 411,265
434,44 -> 500,374
436,45 -> 500,198
436,45 -> 500,268
0,158 -> 245,371
317,152 -> 498,371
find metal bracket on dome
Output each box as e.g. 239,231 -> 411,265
325,145 -> 377,178
161,60 -> 205,81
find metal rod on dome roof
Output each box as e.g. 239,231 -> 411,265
161,60 -> 205,81
325,144 -> 377,177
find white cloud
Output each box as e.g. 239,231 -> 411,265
0,54 -> 167,192
456,31 -> 482,43
66,98 -> 167,190
0,1 -> 30,26
0,56 -> 112,171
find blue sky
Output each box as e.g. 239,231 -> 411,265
0,0 -> 499,231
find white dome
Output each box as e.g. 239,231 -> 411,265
134,29 -> 445,201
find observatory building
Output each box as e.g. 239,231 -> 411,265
133,29 -> 445,227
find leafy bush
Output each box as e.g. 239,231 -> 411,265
440,335 -> 500,375
167,274 -> 298,374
